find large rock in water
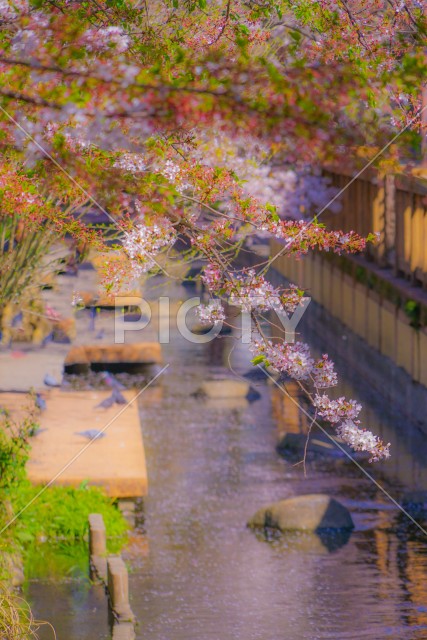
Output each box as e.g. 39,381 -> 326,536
248,494 -> 354,532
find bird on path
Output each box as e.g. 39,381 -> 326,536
35,393 -> 47,411
76,429 -> 106,440
44,373 -> 60,387
112,387 -> 127,404
95,394 -> 115,409
95,387 -> 127,409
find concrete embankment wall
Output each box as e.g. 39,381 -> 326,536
269,240 -> 427,431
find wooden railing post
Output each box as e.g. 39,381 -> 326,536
372,175 -> 386,265
88,513 -> 107,582
107,556 -> 135,623
88,514 -> 137,637
112,622 -> 136,640
384,174 -> 396,271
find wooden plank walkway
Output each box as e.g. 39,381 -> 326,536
0,389 -> 148,498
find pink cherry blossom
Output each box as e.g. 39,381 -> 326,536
314,394 -> 362,423
196,300 -> 226,326
84,26 -> 130,53
251,338 -> 315,381
336,420 -> 391,462
123,219 -> 176,275
312,355 -> 338,388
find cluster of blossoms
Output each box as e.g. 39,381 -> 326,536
229,269 -> 283,312
113,153 -> 146,174
278,284 -> 304,315
251,338 -> 315,381
282,171 -> 341,219
0,0 -> 28,21
196,300 -> 226,326
12,23 -> 41,55
245,167 -> 341,220
84,26 -> 130,53
261,219 -> 371,256
123,218 -> 176,277
0,166 -> 55,227
45,122 -> 92,154
202,266 -> 305,315
160,160 -> 191,194
250,337 -> 389,461
314,394 -> 362,423
336,421 -> 391,463
312,355 -> 338,388
313,393 -> 390,461
185,18 -> 228,49
201,263 -> 222,291
283,342 -> 316,380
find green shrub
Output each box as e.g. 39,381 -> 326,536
0,406 -> 35,492
404,299 -> 421,328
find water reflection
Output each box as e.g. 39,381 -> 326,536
253,528 -> 353,554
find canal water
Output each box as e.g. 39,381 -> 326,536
28,278 -> 427,640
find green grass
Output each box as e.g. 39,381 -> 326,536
9,480 -> 128,550
0,480 -> 129,584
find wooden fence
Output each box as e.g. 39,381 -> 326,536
322,169 -> 427,288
